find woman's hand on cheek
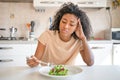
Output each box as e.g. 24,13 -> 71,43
75,19 -> 86,41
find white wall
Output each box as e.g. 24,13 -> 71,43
0,2 -> 120,39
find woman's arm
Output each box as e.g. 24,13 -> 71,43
27,41 -> 46,67
75,19 -> 94,66
34,41 -> 46,59
80,38 -> 94,66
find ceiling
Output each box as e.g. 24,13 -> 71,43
0,0 -> 33,3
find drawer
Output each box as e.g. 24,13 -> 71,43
89,43 -> 112,65
0,55 -> 29,66
89,44 -> 112,54
0,44 -> 32,56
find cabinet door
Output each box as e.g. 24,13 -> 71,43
0,44 -> 32,56
31,43 -> 37,55
74,53 -> 86,65
89,43 -> 112,65
75,43 -> 112,65
0,55 -> 28,66
113,44 -> 120,65
0,44 -> 32,66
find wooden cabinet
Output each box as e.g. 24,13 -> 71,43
0,43 -> 37,66
75,42 -> 113,65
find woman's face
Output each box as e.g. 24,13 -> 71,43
59,13 -> 78,37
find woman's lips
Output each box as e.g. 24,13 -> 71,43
62,30 -> 68,33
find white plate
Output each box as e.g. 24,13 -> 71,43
39,66 -> 83,78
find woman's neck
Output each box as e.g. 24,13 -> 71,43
59,34 -> 71,42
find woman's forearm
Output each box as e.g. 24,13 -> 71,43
80,38 -> 94,66
34,41 -> 46,60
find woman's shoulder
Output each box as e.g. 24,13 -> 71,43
41,30 -> 57,37
45,29 -> 54,33
38,30 -> 57,44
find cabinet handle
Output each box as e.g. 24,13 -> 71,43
91,47 -> 105,49
0,59 -> 13,62
0,47 -> 13,50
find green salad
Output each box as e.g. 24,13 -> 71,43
49,65 -> 68,76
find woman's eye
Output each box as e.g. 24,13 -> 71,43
70,24 -> 74,26
70,24 -> 75,26
62,21 -> 66,24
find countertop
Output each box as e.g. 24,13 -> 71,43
0,40 -> 113,44
0,65 -> 120,80
88,40 -> 113,44
0,40 -> 38,44
0,40 -> 120,44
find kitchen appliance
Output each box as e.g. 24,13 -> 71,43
112,28 -> 120,40
29,21 -> 35,40
9,27 -> 17,40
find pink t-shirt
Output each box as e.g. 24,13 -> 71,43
38,30 -> 83,65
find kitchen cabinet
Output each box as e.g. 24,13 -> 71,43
31,43 -> 38,54
89,43 -> 112,65
75,42 -> 113,65
0,41 -> 113,66
113,43 -> 120,65
0,43 -> 37,66
34,0 -> 107,10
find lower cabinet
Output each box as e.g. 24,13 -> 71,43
0,42 -> 113,66
90,43 -> 112,65
75,43 -> 113,65
113,44 -> 120,65
0,43 -> 37,66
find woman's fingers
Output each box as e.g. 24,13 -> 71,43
77,19 -> 83,32
27,59 -> 39,67
75,19 -> 86,40
75,19 -> 82,38
27,62 -> 39,67
26,56 -> 39,67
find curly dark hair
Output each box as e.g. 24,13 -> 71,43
50,2 -> 92,40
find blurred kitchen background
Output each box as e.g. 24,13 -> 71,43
0,0 -> 120,66
0,0 -> 120,40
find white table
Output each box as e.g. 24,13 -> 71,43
0,65 -> 120,80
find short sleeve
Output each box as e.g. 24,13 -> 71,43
38,31 -> 48,45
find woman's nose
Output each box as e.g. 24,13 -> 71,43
64,24 -> 69,29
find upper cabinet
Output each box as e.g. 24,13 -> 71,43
33,0 -> 108,10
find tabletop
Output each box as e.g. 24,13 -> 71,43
0,65 -> 120,80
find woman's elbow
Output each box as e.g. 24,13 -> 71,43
87,59 -> 94,66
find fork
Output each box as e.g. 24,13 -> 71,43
27,55 -> 54,67
37,60 -> 53,66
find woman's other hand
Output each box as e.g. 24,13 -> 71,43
26,55 -> 39,67
75,19 -> 86,41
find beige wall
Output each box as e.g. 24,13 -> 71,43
0,2 -> 120,39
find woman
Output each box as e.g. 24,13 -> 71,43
27,2 -> 94,67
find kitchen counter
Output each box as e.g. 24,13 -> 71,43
88,40 -> 113,44
112,40 -> 120,44
0,40 -> 38,44
0,40 -> 120,44
89,40 -> 120,44
0,65 -> 120,80
0,40 -> 113,44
